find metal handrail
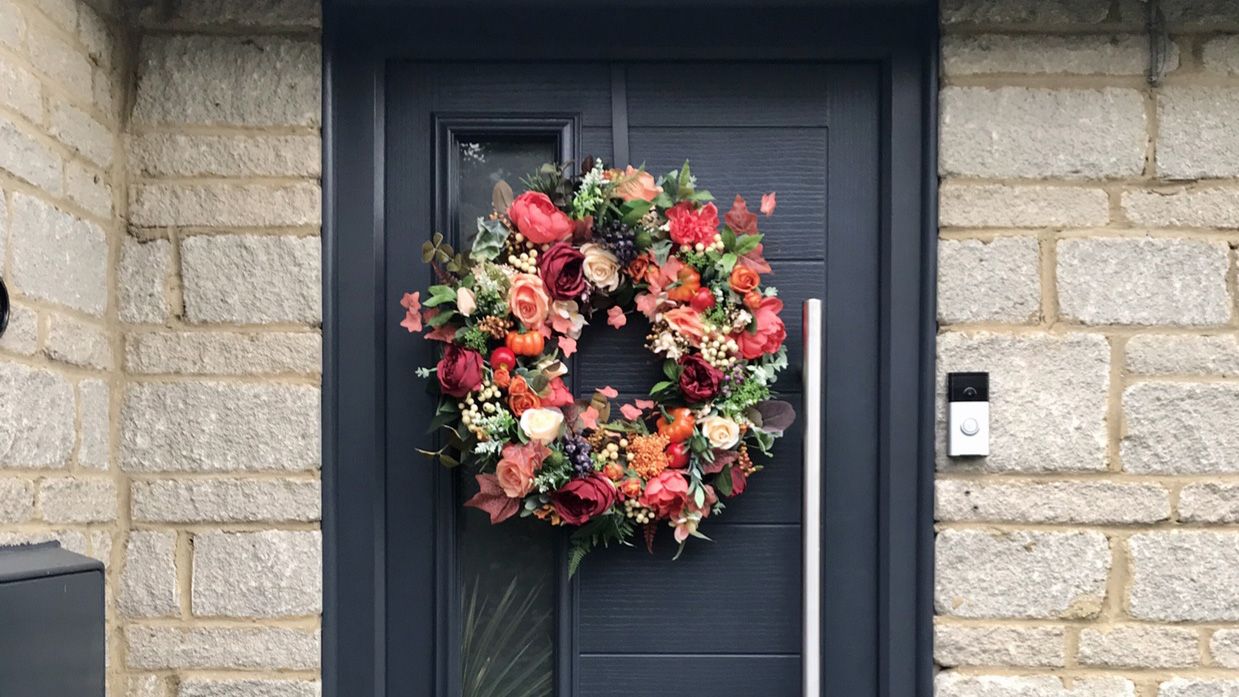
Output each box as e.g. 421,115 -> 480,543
802,299 -> 823,696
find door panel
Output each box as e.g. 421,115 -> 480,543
385,59 -> 883,696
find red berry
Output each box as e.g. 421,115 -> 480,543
666,441 -> 690,469
690,288 -> 716,312
489,347 -> 517,371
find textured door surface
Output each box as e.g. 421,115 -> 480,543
384,60 -> 882,696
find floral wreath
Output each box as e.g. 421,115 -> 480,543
400,159 -> 795,572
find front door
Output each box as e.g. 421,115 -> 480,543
324,6 -> 934,697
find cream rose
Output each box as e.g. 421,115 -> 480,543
699,415 -> 740,449
520,407 -> 565,442
456,287 -> 477,317
580,243 -> 621,292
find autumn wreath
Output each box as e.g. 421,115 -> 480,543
400,159 -> 795,572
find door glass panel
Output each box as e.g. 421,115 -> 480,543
451,133 -> 558,697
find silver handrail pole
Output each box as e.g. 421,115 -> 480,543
802,298 -> 823,696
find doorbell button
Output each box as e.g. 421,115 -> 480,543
947,372 -> 990,457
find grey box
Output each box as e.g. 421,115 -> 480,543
0,543 -> 104,697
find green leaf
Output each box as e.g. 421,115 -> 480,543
714,466 -> 734,496
471,217 -> 510,262
423,284 -> 457,307
734,233 -> 763,256
620,199 -> 652,226
437,452 -> 460,468
426,308 -> 456,327
492,179 -> 514,214
721,226 -> 737,251
718,252 -> 738,273
676,161 -> 694,199
662,359 -> 681,380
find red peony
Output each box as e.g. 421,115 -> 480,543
641,470 -> 689,518
735,296 -> 787,359
508,191 -> 574,244
552,475 -> 618,525
436,344 -> 484,397
538,242 -> 587,301
678,354 -> 723,403
667,202 -> 719,247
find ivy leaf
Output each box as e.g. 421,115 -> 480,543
471,218 -> 509,262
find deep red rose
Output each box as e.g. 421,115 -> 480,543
538,242 -> 587,301
436,344 -> 484,397
552,475 -> 618,525
678,354 -> 723,403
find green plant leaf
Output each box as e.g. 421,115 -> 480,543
472,218 -> 510,262
620,199 -> 652,226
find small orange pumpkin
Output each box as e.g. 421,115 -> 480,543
505,330 -> 545,356
666,267 -> 701,302
656,407 -> 695,443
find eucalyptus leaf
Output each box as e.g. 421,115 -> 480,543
492,179 -> 514,214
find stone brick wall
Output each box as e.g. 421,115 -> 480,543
936,2 -> 1239,696
0,1 -> 322,696
6,1 -> 1239,695
0,0 -> 127,675
118,2 -> 322,696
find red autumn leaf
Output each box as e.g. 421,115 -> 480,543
760,192 -> 777,216
463,474 -> 520,524
723,194 -> 759,235
702,449 -> 739,475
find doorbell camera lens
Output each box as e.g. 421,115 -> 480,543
948,372 -> 988,402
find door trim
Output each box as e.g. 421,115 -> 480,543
322,5 -> 938,696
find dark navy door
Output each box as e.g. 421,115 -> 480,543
384,60 -> 882,696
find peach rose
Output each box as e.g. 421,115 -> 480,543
729,265 -> 760,294
508,273 -> 550,328
608,165 -> 662,202
495,441 -> 549,498
662,307 -> 707,346
508,191 -> 574,244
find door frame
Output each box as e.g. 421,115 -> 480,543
321,3 -> 939,695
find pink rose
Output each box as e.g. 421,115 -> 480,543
663,307 -> 707,346
542,376 -> 574,408
641,470 -> 689,518
508,273 -> 550,328
734,296 -> 787,359
508,191 -> 574,245
667,202 -> 719,247
495,441 -> 549,498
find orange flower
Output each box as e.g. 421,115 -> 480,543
628,433 -> 671,479
729,265 -> 760,294
492,366 -> 511,389
626,254 -> 654,284
620,478 -> 643,499
603,462 -> 626,481
607,165 -> 663,202
507,376 -> 541,416
662,307 -> 707,346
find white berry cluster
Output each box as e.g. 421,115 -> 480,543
680,232 -> 725,255
700,333 -> 739,369
624,498 -> 655,524
460,378 -> 504,440
507,232 -> 540,274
